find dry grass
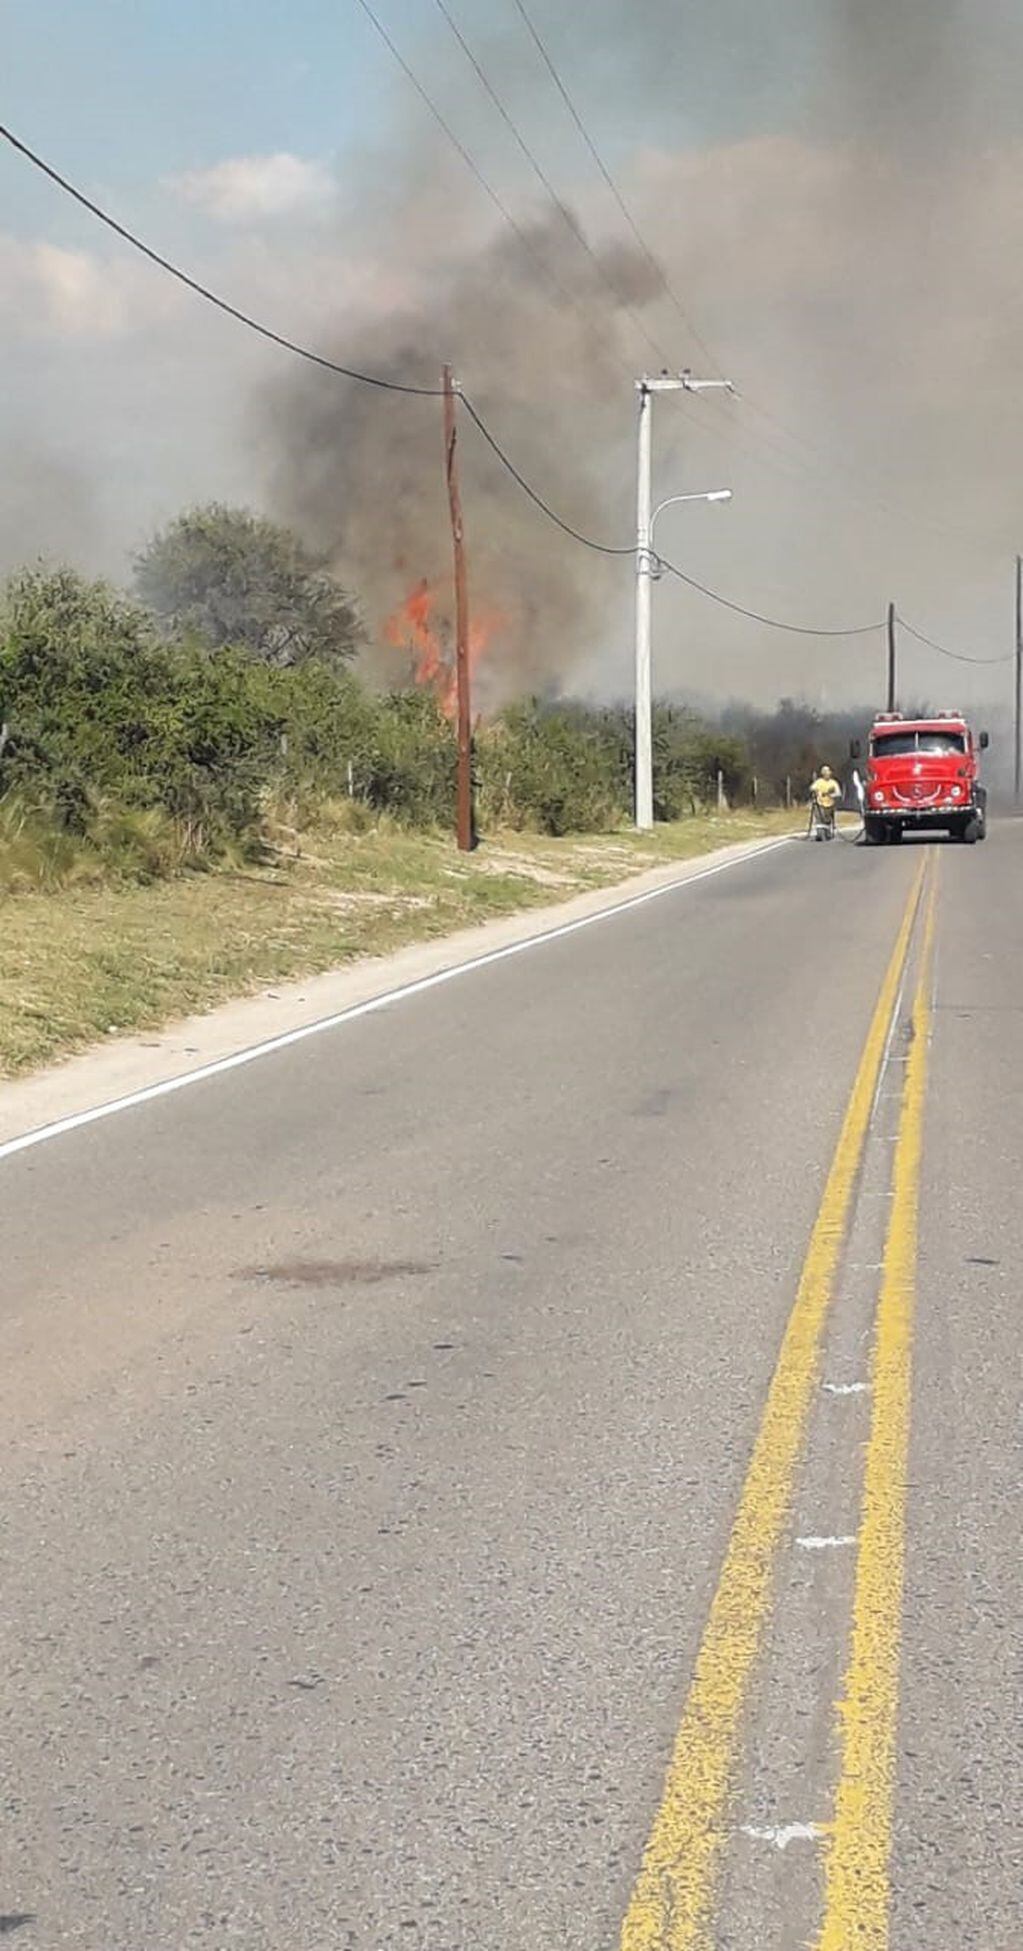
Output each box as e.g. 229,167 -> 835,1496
0,808 -> 794,1077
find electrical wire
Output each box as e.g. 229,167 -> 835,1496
506,0 -> 723,375
728,390 -> 986,548
351,0 -> 639,381
2,122 -> 998,655
1,99 -> 811,554
896,614 -> 1014,666
351,0 -> 576,310
462,391 -> 888,636
0,121 -> 443,396
459,393 -> 634,554
427,0 -> 674,371
658,553 -> 884,638
503,8 -> 997,551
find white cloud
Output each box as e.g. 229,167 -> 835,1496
168,153 -> 335,223
0,222 -> 417,353
0,235 -> 181,340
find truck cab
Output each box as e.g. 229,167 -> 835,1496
856,711 -> 989,845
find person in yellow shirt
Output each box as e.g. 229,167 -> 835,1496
809,764 -> 842,835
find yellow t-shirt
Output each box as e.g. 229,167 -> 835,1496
811,776 -> 842,808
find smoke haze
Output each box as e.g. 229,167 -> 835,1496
5,0 -> 1023,713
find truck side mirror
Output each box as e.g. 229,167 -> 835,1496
849,739 -> 861,760
979,731 -> 990,750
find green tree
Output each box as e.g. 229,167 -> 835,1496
134,503 -> 362,667
0,564 -> 168,820
0,564 -> 281,836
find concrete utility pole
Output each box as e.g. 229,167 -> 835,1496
635,382 -> 654,830
887,601 -> 897,713
443,366 -> 474,852
634,372 -> 734,829
1007,554 -> 1015,803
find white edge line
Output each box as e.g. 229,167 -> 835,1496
0,836 -> 793,1165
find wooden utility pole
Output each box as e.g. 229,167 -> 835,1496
1007,554 -> 1015,803
443,365 -> 474,852
886,601 -> 897,712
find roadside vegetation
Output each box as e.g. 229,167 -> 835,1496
0,503 -> 860,1072
0,808 -> 794,1076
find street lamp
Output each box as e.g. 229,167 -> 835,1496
648,491 -> 732,576
635,372 -> 734,830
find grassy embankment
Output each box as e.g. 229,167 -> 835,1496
0,809 -> 793,1077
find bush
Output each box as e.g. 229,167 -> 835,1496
0,568 -> 292,848
478,700 -> 629,834
652,707 -> 748,817
0,560 -> 773,891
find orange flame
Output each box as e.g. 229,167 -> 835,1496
384,579 -> 503,720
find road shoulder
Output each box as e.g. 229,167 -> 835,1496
0,831 -> 791,1153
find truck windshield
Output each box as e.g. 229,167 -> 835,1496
872,730 -> 966,757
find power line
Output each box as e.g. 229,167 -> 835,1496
462,391 -> 887,635
896,613 -> 1013,666
658,554 -> 884,638
0,124 -> 988,655
0,115 -> 778,562
459,393 -> 633,554
351,0 -> 637,380
0,121 -> 443,396
426,0 -> 674,371
501,8 -> 885,507
730,391 -> 985,548
506,0 -> 722,375
503,9 -> 995,552
351,0 -> 564,295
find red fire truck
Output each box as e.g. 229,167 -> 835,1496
853,710 -> 989,845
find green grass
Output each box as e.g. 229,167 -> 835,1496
0,808 -> 794,1077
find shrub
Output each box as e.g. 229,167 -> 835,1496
478,700 -> 629,834
0,561 -> 775,891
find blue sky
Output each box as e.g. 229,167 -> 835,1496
2,0 -> 828,239
6,0 -> 389,171
3,0 -> 417,234
4,1 -> 1023,710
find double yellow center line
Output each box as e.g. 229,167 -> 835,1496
619,857 -> 936,1951
814,869 -> 936,1949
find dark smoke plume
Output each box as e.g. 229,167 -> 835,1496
260,205 -> 653,705
252,0 -> 1023,717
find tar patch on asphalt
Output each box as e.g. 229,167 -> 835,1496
237,1258 -> 434,1288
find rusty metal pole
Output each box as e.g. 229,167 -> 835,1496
443,365 -> 474,852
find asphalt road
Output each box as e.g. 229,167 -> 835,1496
1,825 -> 1019,1949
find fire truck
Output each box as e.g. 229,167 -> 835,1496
853,710 -> 989,845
